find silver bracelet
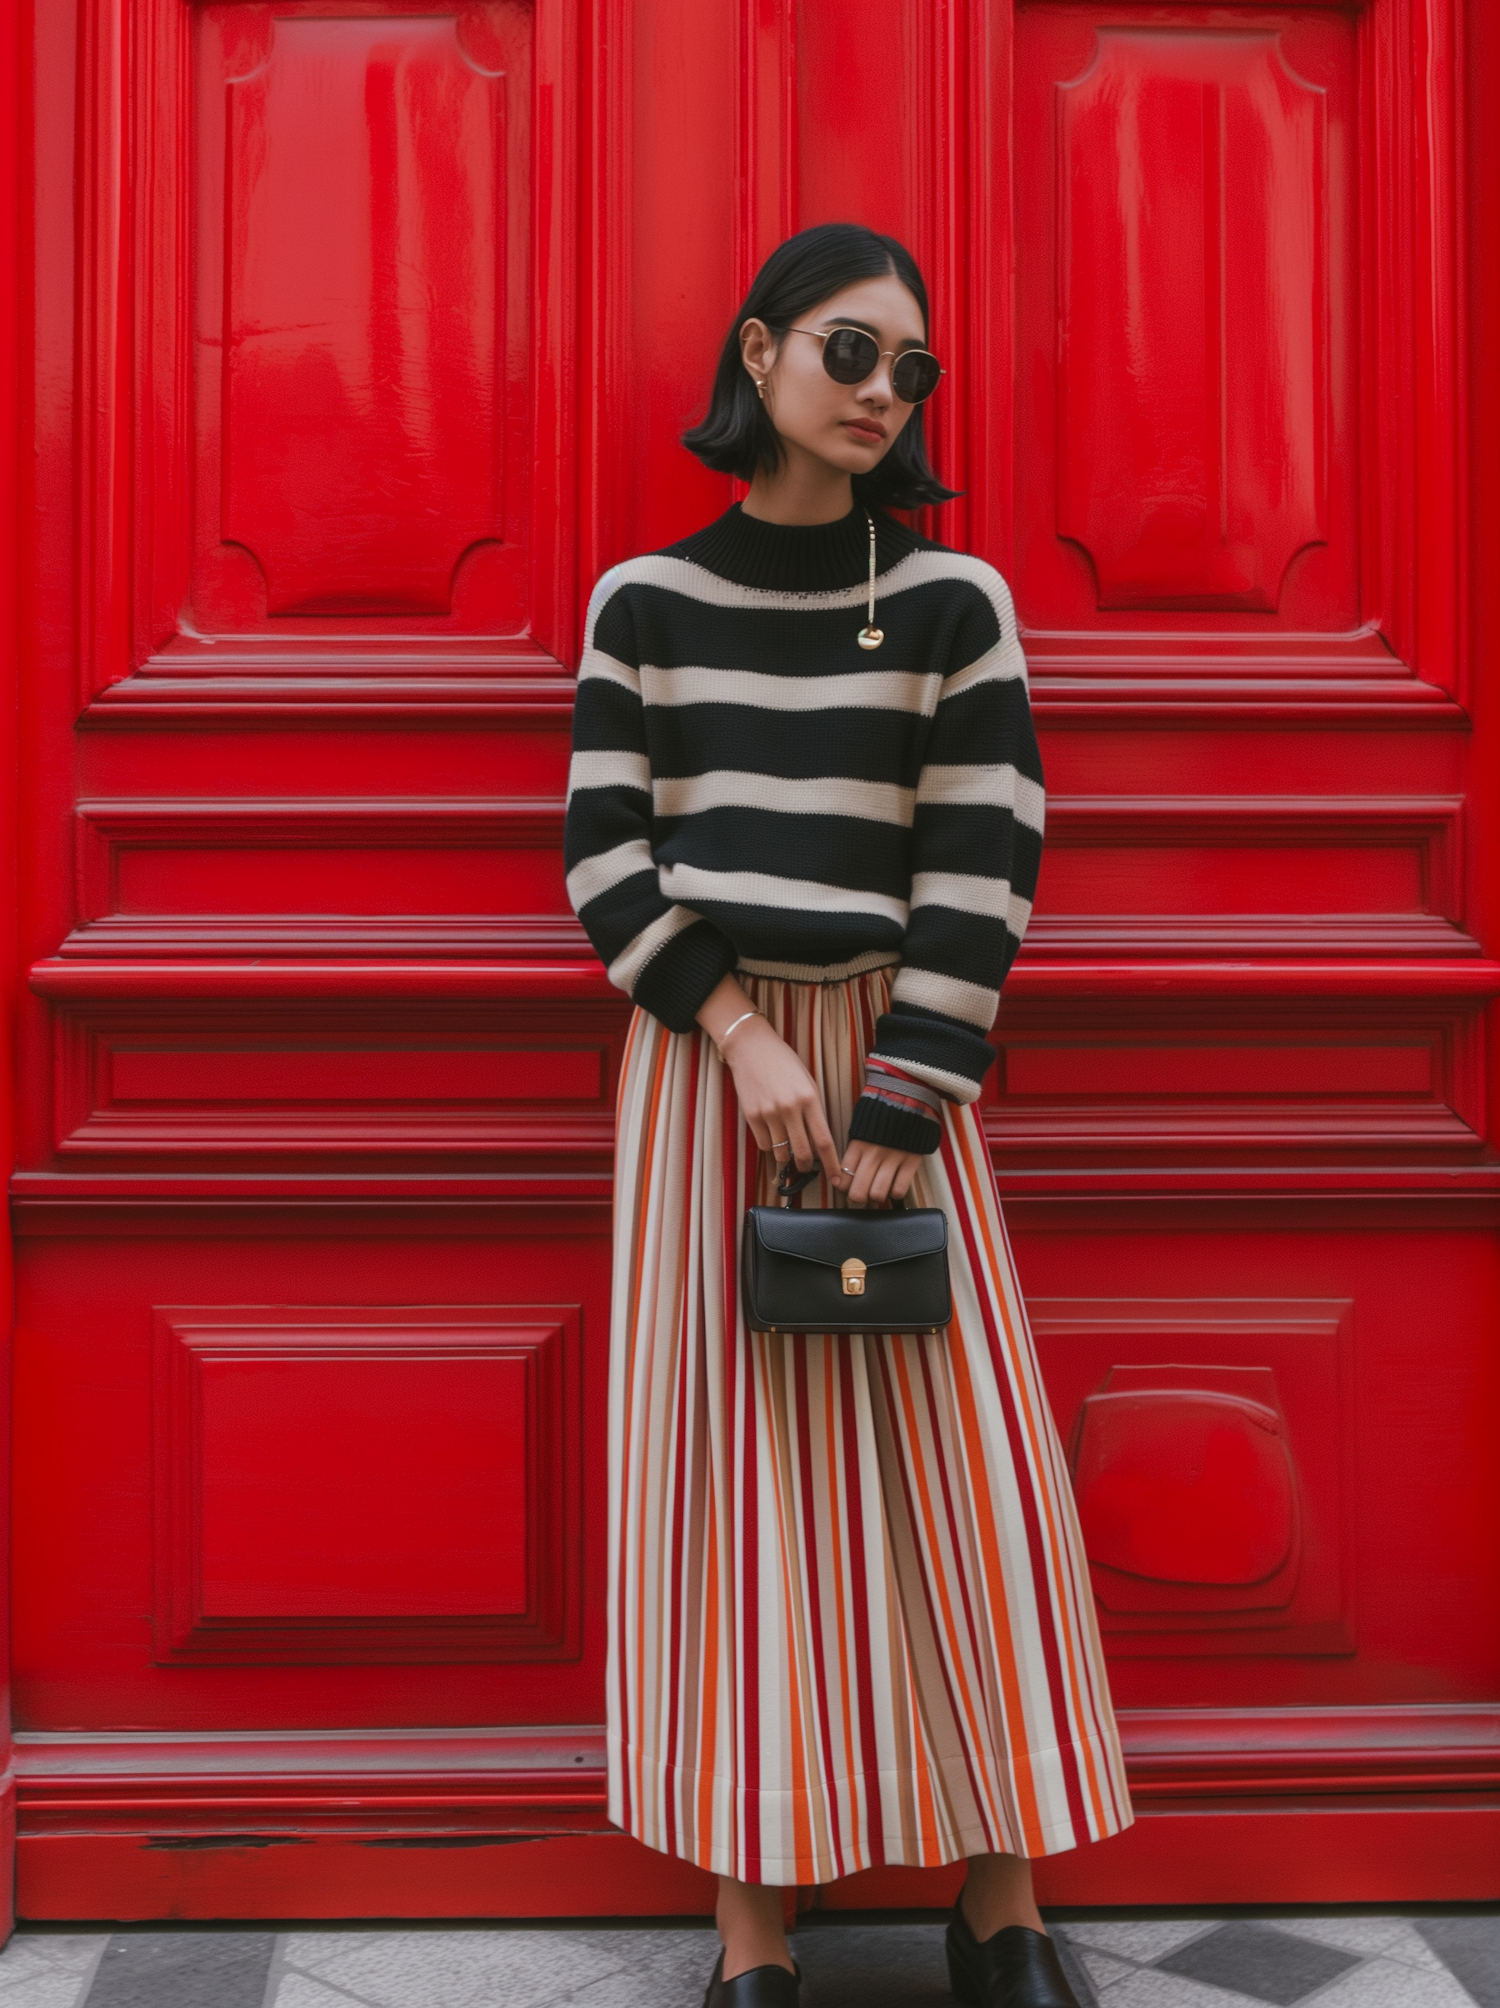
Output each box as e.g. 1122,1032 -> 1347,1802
715,1008 -> 761,1057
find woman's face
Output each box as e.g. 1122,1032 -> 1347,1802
740,274 -> 927,481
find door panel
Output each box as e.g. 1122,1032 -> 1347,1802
153,1306 -> 578,1658
11,0 -> 1498,1919
1042,14 -> 1348,619
116,0 -> 577,716
14,1225 -> 605,1722
209,12 -> 521,622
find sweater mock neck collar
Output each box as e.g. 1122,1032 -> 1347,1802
668,501 -> 922,592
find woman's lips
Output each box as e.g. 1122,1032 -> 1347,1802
842,420 -> 886,444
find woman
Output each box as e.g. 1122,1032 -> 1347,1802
565,223 -> 1131,2008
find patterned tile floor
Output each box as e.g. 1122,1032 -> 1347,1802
3,1910 -> 1497,2008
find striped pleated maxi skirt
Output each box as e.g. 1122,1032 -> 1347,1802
607,967 -> 1132,1886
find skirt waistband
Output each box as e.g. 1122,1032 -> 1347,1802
732,951 -> 899,987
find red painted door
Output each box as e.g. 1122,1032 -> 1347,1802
9,0 -> 1497,1920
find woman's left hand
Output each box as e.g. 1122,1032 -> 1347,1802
838,1138 -> 924,1208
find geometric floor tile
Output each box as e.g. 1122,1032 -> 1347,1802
1415,1916 -> 1500,2008
1074,1944 -> 1138,1991
273,1978 -> 370,2008
1087,1968 -> 1266,2006
280,1926 -> 718,2008
1061,1920 -> 1219,1965
1271,1916 -> 1448,1967
791,1923 -> 959,2006
83,1934 -> 276,2008
0,1937 -> 105,1983
1300,1957 -> 1482,2007
1051,1932 -> 1104,2005
1156,1921 -> 1361,2005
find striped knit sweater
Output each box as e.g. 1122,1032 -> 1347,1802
564,502 -> 1044,1153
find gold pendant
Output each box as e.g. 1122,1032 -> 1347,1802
857,625 -> 884,650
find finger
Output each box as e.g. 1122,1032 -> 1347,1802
744,1110 -> 775,1154
847,1151 -> 877,1209
868,1155 -> 897,1208
783,1107 -> 815,1171
769,1109 -> 798,1169
892,1156 -> 919,1202
805,1097 -> 843,1185
754,1100 -> 794,1156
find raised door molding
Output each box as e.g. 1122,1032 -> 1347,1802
76,0 -> 582,725
152,1306 -> 583,1663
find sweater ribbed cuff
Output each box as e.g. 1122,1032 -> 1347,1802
869,1007 -> 998,1102
847,1094 -> 943,1156
631,918 -> 739,1032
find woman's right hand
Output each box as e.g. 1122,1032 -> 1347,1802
720,1013 -> 844,1186
697,974 -> 844,1186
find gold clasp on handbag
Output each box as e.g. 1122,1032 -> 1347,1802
841,1256 -> 867,1296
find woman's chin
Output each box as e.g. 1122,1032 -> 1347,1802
808,435 -> 887,478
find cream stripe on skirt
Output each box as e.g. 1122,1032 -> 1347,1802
607,967 -> 1132,1886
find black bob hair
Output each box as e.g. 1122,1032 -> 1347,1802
681,222 -> 959,512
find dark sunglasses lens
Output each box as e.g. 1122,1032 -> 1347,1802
892,351 -> 941,403
821,327 -> 880,384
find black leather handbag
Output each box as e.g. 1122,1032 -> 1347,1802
740,1166 -> 951,1336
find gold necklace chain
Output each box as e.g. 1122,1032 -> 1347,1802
857,512 -> 884,650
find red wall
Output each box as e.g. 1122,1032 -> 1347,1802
5,0 -> 1497,1920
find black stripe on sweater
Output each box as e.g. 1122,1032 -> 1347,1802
618,580 -> 1000,676
563,786 -> 652,873
643,706 -> 930,786
898,911 -> 1019,990
653,806 -> 913,891
678,902 -> 910,966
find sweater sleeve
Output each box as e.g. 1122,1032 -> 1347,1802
565,569 -> 738,1030
847,565 -> 1043,1153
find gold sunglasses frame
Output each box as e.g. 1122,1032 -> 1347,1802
786,325 -> 946,404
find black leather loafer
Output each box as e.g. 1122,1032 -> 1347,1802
702,1951 -> 801,2007
945,1898 -> 1080,2007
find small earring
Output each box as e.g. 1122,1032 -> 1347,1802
755,378 -> 766,399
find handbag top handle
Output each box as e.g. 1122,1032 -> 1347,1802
775,1166 -> 908,1212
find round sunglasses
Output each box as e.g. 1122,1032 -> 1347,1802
788,325 -> 944,404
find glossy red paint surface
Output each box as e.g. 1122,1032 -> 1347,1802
154,1309 -> 577,1653
1019,4 -> 1359,636
1057,28 -> 1328,610
4,0 -> 1496,1923
220,15 -> 512,617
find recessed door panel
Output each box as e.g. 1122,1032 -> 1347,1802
153,1307 -> 579,1660
220,17 -> 509,617
1056,28 -> 1328,611
187,0 -> 552,650
1016,5 -> 1359,638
